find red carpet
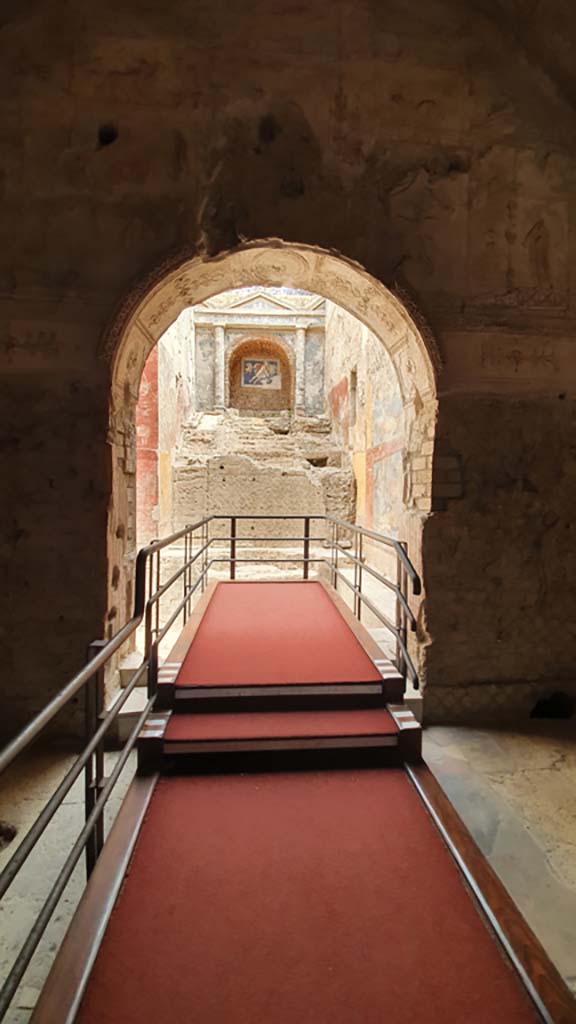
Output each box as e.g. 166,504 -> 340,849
78,770 -> 538,1023
164,708 -> 398,741
175,581 -> 382,687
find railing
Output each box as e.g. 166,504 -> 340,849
0,514 -> 420,1021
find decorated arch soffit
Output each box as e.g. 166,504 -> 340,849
103,241 -> 441,412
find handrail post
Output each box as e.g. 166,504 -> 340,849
182,532 -> 189,625
353,530 -> 360,618
84,640 -> 106,880
334,521 -> 339,592
144,599 -> 157,698
357,532 -> 364,623
154,549 -> 161,640
303,516 -> 310,580
202,520 -> 208,592
147,548 -> 161,701
330,519 -> 337,588
148,637 -> 158,700
230,516 -> 237,580
396,544 -> 408,686
187,526 -> 194,619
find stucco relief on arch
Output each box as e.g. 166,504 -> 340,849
103,242 -> 440,425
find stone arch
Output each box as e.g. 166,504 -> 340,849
226,336 -> 294,412
104,240 -> 440,400
103,239 -> 439,660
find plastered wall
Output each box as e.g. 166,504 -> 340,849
325,302 -> 405,538
4,0 -> 576,734
135,310 -> 193,544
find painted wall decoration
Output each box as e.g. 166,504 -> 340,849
242,357 -> 281,389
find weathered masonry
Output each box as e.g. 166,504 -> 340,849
3,1 -> 576,735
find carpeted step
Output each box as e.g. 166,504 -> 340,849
164,707 -> 398,754
138,706 -> 421,770
171,688 -> 386,715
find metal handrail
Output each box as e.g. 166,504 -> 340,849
0,659 -> 148,902
0,512 -> 420,778
0,512 -> 421,783
0,518 -> 213,1021
330,567 -> 419,685
0,522 -> 202,778
329,541 -> 417,631
206,512 -> 422,594
0,511 -> 421,1021
0,695 -> 154,1020
147,540 -> 212,607
323,514 -> 422,595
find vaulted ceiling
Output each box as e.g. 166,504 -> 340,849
475,0 -> 576,113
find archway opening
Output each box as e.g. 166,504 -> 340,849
105,241 -> 439,701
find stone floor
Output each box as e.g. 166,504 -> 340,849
424,722 -> 576,997
0,748 -> 136,1023
0,724 -> 575,1021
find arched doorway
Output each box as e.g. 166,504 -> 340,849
102,240 -> 439,688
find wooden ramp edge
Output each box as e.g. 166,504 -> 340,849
407,763 -> 576,1024
30,774 -> 158,1024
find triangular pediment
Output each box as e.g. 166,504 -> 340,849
209,291 -> 296,314
200,287 -> 325,315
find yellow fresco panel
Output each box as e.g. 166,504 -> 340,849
352,451 -> 367,519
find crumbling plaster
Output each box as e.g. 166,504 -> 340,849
171,408 -> 356,539
324,301 -> 409,538
135,309 -> 194,543
3,0 -> 576,734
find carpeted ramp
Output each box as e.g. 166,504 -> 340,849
175,581 -> 383,687
77,769 -> 539,1024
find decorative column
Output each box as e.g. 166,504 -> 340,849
214,324 -> 225,409
295,326 -> 306,413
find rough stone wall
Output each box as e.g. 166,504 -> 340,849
172,411 -> 354,539
422,395 -> 576,720
325,302 -> 406,538
174,455 -> 326,536
5,0 -> 576,734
